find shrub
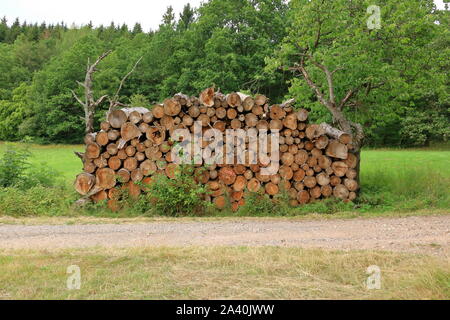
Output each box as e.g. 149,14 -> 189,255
0,185 -> 74,216
145,165 -> 211,216
0,144 -> 31,187
239,192 -> 289,216
0,144 -> 62,189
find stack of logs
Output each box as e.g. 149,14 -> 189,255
74,87 -> 359,212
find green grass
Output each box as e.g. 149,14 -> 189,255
0,247 -> 448,299
0,142 -> 448,217
0,142 -> 84,184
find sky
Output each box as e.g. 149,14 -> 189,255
1,0 -> 448,32
1,0 -> 204,32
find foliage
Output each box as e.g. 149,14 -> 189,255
239,191 -> 289,216
145,165 -> 211,216
0,0 -> 448,147
0,144 -> 31,187
0,144 -> 62,188
267,0 -> 449,146
0,185 -> 72,216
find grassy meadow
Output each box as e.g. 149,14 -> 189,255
0,141 -> 448,217
0,246 -> 448,299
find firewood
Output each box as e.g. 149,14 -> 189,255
85,143 -> 101,159
316,172 -> 330,186
330,175 -> 341,186
233,175 -> 247,192
142,112 -> 154,123
269,105 -> 286,120
319,123 -> 352,144
303,176 -> 317,188
108,110 -> 128,128
131,168 -> 143,182
247,178 -> 261,192
231,190 -> 244,201
269,119 -> 283,130
117,149 -> 127,160
107,129 -> 120,141
331,161 -> 349,177
117,168 -> 131,183
317,155 -> 332,169
293,169 -> 306,182
123,181 -> 141,199
96,168 -> 116,189
120,122 -> 141,143
108,156 -> 122,171
219,167 -> 236,185
214,195 -> 227,209
314,135 -> 329,150
237,92 -> 254,111
146,127 -> 166,145
227,108 -> 237,120
226,92 -> 241,107
296,109 -> 309,122
128,111 -> 142,124
310,186 -> 322,199
100,121 -> 110,131
326,140 -> 348,160
294,150 -> 308,165
321,185 -> 333,197
265,182 -> 279,196
152,104 -> 165,119
297,190 -> 310,204
254,94 -> 267,106
163,98 -> 181,116
140,160 -> 157,176
93,156 -> 107,168
200,87 -> 215,107
279,166 -> 293,180
333,184 -> 349,200
92,190 -> 108,203
346,168 -> 357,179
74,173 -> 95,195
83,161 -> 96,174
125,145 -> 136,157
344,153 -> 358,168
344,178 -> 358,192
282,113 -> 298,130
123,157 -> 138,171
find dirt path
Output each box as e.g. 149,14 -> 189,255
0,215 -> 448,256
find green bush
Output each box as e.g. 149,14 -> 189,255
239,192 -> 289,216
0,185 -> 74,216
144,165 -> 211,216
0,144 -> 62,188
0,144 -> 30,187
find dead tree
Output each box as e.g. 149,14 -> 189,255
71,50 -> 112,135
72,52 -> 142,161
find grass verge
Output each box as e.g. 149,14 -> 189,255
0,247 -> 448,299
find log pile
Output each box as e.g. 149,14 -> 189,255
74,88 -> 359,211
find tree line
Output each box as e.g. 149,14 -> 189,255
0,0 -> 448,146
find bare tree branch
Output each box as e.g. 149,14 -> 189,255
112,56 -> 143,102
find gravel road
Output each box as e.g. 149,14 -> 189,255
0,215 -> 449,256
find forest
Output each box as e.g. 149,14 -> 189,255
0,0 -> 448,146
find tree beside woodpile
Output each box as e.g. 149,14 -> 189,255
74,87 -> 359,211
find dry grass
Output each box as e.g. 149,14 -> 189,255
0,210 -> 447,225
0,246 -> 448,299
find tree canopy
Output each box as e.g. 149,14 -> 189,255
0,0 -> 448,145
